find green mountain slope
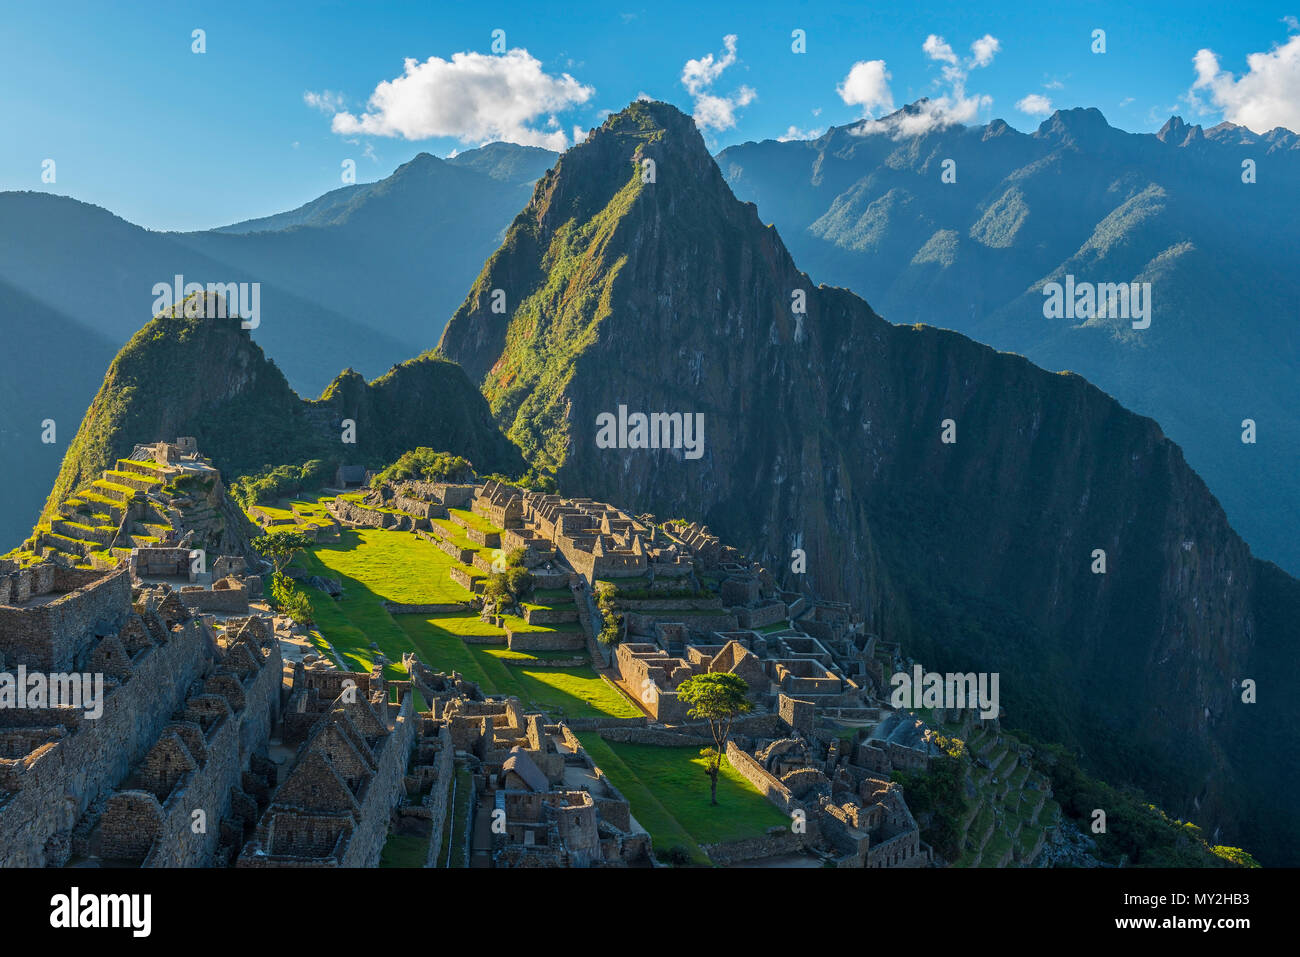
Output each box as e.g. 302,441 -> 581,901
43,294 -> 524,523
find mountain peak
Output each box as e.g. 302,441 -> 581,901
1156,115 -> 1205,145
1035,106 -> 1113,142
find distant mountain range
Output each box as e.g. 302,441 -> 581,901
716,102 -> 1300,576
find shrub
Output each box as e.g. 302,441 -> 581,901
270,572 -> 314,627
231,459 -> 332,508
375,448 -> 474,486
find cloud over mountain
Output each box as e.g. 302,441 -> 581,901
842,32 -> 1000,138
1191,32 -> 1300,133
681,34 -> 756,131
327,49 -> 594,150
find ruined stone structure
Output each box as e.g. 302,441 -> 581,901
237,683 -> 416,868
0,564 -> 280,867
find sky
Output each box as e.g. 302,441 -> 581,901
1,0 -> 1297,230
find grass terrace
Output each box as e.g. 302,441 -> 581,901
574,738 -> 791,864
394,613 -> 639,721
447,507 -> 502,535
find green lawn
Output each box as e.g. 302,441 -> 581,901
394,612 -> 639,720
499,614 -> 582,634
297,528 -> 471,683
307,528 -> 474,604
447,507 -> 503,536
439,765 -> 473,868
574,738 -> 790,862
379,833 -> 428,868
394,614 -> 496,686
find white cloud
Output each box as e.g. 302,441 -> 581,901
970,34 -> 1001,67
680,35 -> 756,131
1044,79 -> 1064,90
1284,15 -> 1299,32
847,32 -> 999,139
304,90 -> 346,113
1016,93 -> 1054,116
1119,96 -> 1135,107
1190,34 -> 1300,133
923,35 -> 958,65
327,49 -> 594,150
837,60 -> 894,114
682,34 -> 740,96
777,124 -> 824,142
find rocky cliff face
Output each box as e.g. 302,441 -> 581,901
439,101 -> 1299,862
44,295 -> 524,521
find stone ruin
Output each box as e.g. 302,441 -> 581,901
0,562 -> 282,867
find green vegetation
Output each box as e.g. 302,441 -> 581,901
231,459 -> 331,509
481,552 -> 534,610
40,301 -> 524,534
676,672 -> 752,805
576,738 -> 788,861
378,834 -> 427,868
374,448 -> 474,486
269,573 -> 314,627
467,125 -> 648,474
308,528 -> 474,605
891,733 -> 969,862
1024,735 -> 1260,868
394,613 -> 640,721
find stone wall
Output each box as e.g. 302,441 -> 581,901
597,727 -> 712,747
626,612 -> 739,637
702,826 -> 808,866
522,605 -> 579,625
505,628 -> 586,652
383,602 -> 470,615
0,567 -> 132,672
736,602 -> 788,630
725,740 -> 797,813
342,695 -> 417,867
0,613 -> 214,866
178,583 -> 249,613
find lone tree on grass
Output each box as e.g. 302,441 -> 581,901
676,672 -> 752,805
252,530 -> 312,576
252,530 -> 315,626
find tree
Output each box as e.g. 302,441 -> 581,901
593,581 -> 625,661
252,530 -> 312,576
676,672 -> 752,805
483,564 -> 534,612
253,530 -> 315,626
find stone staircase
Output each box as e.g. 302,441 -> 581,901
29,457 -> 172,568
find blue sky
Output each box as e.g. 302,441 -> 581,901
2,0 -> 1296,230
